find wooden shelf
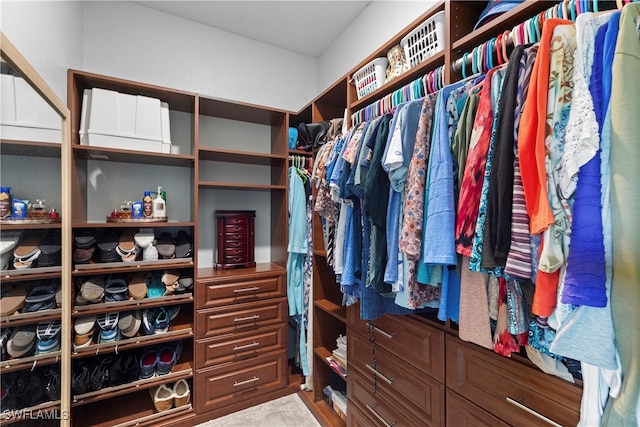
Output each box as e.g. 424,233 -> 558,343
349,50 -> 446,111
72,327 -> 194,360
72,258 -> 194,276
0,221 -> 62,230
315,299 -> 346,323
72,221 -> 195,228
0,139 -> 61,157
0,400 -> 61,425
197,262 -> 285,281
72,293 -> 193,316
1,307 -> 61,327
288,149 -> 313,156
72,144 -> 195,167
198,147 -> 286,165
297,390 -> 346,427
197,181 -> 287,191
0,267 -> 61,283
72,390 -> 193,427
72,367 -> 193,406
1,351 -> 62,374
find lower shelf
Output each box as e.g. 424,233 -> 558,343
297,390 -> 345,427
72,389 -> 193,427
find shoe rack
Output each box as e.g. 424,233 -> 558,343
0,32 -> 72,426
65,69 -> 197,426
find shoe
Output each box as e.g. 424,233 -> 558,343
153,308 -> 169,334
44,368 -> 61,401
174,230 -> 192,258
89,356 -> 113,391
149,384 -> 173,412
72,363 -> 90,395
127,272 -> 148,300
118,310 -> 142,338
7,324 -> 36,358
175,272 -> 193,293
123,353 -> 140,383
38,230 -> 61,267
161,270 -> 180,296
97,312 -> 120,343
156,232 -> 175,259
36,320 -> 61,354
139,348 -> 159,379
142,308 -> 156,335
156,346 -> 177,375
79,276 -> 105,304
0,285 -> 27,316
104,275 -> 129,302
108,356 -> 126,387
73,315 -> 96,350
23,283 -> 57,312
173,379 -> 190,407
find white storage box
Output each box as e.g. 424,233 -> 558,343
401,11 -> 446,69
352,57 -> 388,100
79,88 -> 172,153
0,74 -> 62,143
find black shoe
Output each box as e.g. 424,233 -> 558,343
72,363 -> 90,395
89,356 -> 112,391
44,368 -> 60,401
123,353 -> 139,383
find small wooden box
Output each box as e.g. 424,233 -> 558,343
214,210 -> 256,270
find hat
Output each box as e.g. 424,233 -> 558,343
474,0 -> 524,31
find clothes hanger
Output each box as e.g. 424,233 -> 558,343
461,52 -> 470,79
501,30 -> 510,61
495,34 -> 504,65
593,0 -> 599,12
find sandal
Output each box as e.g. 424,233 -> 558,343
74,229 -> 96,249
128,272 -> 148,300
174,230 -> 192,258
161,270 -> 180,296
116,229 -> 138,262
156,232 -> 175,259
104,275 -> 129,302
118,310 -> 142,338
134,229 -> 155,248
23,283 -> 57,312
79,276 -> 105,304
38,230 -> 61,267
0,285 -> 28,316
7,324 -> 36,358
13,234 -> 41,269
96,229 -> 120,263
145,272 -> 164,298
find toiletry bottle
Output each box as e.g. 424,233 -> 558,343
143,191 -> 153,218
0,187 -> 11,219
153,186 -> 166,219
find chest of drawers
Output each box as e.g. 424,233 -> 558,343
215,210 -> 255,270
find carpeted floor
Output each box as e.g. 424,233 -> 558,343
195,393 -> 321,427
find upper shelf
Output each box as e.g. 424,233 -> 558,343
73,144 -> 195,167
198,147 -> 286,165
0,139 -> 61,158
199,96 -> 287,126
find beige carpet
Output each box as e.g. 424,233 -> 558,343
195,393 -> 321,427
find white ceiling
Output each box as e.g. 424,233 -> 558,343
130,1 -> 372,57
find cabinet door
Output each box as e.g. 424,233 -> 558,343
446,389 -> 510,427
447,336 -> 581,426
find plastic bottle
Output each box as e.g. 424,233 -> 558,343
153,186 -> 166,219
143,191 -> 154,218
0,187 -> 12,219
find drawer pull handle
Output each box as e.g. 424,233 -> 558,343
373,326 -> 395,339
234,314 -> 260,322
233,341 -> 260,351
366,404 -> 395,427
365,363 -> 395,385
506,397 -> 562,427
228,226 -> 243,232
233,286 -> 260,294
233,376 -> 259,387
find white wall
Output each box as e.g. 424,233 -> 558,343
317,0 -> 437,95
0,0 -> 84,102
82,1 -> 317,112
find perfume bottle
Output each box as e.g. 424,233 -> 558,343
143,191 -> 153,218
153,186 -> 166,219
0,187 -> 12,219
29,199 -> 47,220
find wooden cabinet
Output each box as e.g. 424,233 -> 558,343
194,265 -> 290,418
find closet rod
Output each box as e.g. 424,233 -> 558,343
451,0 -> 625,73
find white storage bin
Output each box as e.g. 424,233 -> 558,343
79,88 -> 172,153
401,11 -> 446,69
0,74 -> 62,143
352,57 -> 388,100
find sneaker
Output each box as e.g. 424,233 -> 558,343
156,346 -> 177,375
139,348 -> 159,379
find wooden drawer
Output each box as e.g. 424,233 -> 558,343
224,233 -> 247,241
196,273 -> 285,308
348,309 -> 445,382
223,240 -> 246,249
224,247 -> 248,257
348,364 -> 426,427
195,351 -> 287,413
223,215 -> 249,226
446,336 -> 581,426
224,224 -> 248,234
196,297 -> 287,339
348,332 -> 444,426
446,389 -> 509,427
195,323 -> 286,368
